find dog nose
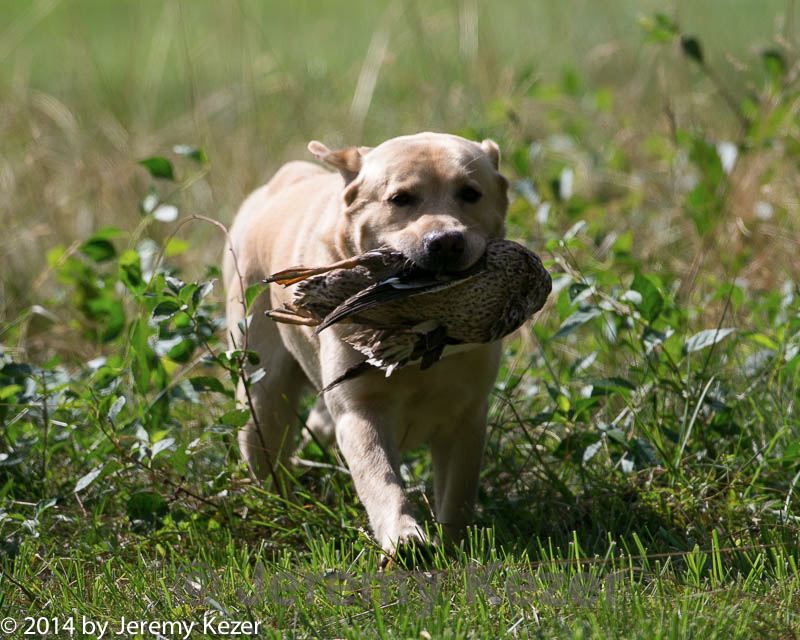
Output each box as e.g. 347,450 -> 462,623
422,230 -> 466,271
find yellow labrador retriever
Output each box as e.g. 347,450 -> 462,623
224,132 -> 508,554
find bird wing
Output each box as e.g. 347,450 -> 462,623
264,248 -> 404,286
321,324 -> 455,392
315,272 -> 480,333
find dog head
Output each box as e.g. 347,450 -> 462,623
308,132 -> 508,273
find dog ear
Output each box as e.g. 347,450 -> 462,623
308,141 -> 365,183
480,139 -> 501,169
481,139 -> 508,211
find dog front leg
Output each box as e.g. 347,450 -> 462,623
431,403 -> 488,542
335,411 -> 426,554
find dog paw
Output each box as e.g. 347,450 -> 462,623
380,515 -> 426,551
378,516 -> 433,570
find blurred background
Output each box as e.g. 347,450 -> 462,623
1,0 -> 797,348
3,6 -> 800,628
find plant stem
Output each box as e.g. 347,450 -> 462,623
40,372 -> 49,495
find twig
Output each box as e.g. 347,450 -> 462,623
145,213 -> 285,496
90,391 -> 223,511
221,225 -> 287,497
147,214 -> 228,290
74,490 -> 88,517
39,372 -> 49,495
236,350 -> 287,498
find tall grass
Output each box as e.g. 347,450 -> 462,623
1,1 -> 799,637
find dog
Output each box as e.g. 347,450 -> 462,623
223,132 -> 509,555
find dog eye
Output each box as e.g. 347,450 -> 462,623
388,191 -> 417,207
457,186 -> 482,203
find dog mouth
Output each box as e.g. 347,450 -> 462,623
406,247 -> 488,276
400,251 -> 487,279
377,230 -> 489,276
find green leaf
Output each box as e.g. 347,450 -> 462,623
119,249 -> 145,295
684,328 -> 735,353
555,307 -> 601,338
602,427 -> 628,445
588,377 -> 637,397
166,338 -> 195,363
642,327 -> 674,354
568,282 -> 590,302
165,237 -> 190,257
150,437 -> 175,459
782,441 -> 800,463
0,384 -> 23,401
245,282 -> 268,310
173,144 -> 208,164
130,319 -> 152,394
138,156 -> 175,180
681,36 -> 704,64
89,226 -> 125,240
178,283 -> 199,307
639,13 -> 678,43
35,497 -> 57,517
165,275 -> 186,293
189,376 -> 227,394
685,184 -> 717,235
220,408 -> 251,428
762,49 -> 786,85
748,332 -> 778,351
613,231 -> 633,255
80,237 -> 116,263
684,137 -> 725,235
193,281 -> 215,306
86,297 -> 126,342
108,395 -> 126,421
582,440 -> 603,464
248,367 -> 266,386
74,464 -> 105,493
631,272 -> 664,323
690,136 -> 724,186
152,299 -> 182,322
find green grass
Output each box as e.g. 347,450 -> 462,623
5,524 -> 799,638
2,1 -> 800,638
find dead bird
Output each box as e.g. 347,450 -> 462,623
265,239 -> 551,383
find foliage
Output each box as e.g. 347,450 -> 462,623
1,4 -> 800,637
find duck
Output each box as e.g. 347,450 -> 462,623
265,239 -> 551,387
